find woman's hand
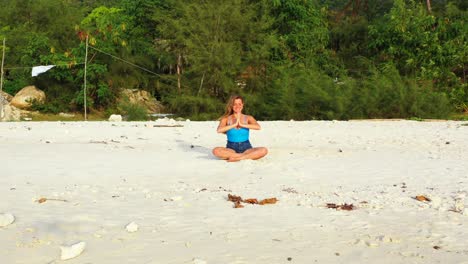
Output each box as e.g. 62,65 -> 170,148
235,114 -> 242,128
216,117 -> 238,133
239,115 -> 261,130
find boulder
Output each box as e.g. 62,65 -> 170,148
10,86 -> 46,109
0,103 -> 21,121
0,91 -> 13,102
120,89 -> 163,113
59,112 -> 76,118
108,114 -> 122,122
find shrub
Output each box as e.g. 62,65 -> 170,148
164,95 -> 224,120
119,102 -> 149,121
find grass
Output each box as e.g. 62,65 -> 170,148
449,112 -> 468,121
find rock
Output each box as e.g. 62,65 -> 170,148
0,91 -> 13,102
365,241 -> 379,247
125,221 -> 139,233
10,86 -> 46,109
120,89 -> 164,113
192,258 -> 207,264
60,241 -> 86,260
0,94 -> 7,120
108,114 -> 123,122
454,199 -> 464,213
0,103 -> 21,121
59,112 -> 75,118
0,213 -> 15,227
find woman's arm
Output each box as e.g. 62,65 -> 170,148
216,117 -> 237,133
239,115 -> 261,130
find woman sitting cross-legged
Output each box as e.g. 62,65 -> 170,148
212,95 -> 268,162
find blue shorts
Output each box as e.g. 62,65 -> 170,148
226,140 -> 252,154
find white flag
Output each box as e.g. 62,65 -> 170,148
32,65 -> 55,77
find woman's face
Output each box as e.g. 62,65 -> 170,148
232,98 -> 244,114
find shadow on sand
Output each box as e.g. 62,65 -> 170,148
176,139 -> 218,160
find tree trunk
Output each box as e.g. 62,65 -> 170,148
197,72 -> 205,96
426,0 -> 432,13
177,53 -> 181,94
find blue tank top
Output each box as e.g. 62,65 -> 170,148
226,115 -> 250,142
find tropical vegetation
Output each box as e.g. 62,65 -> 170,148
0,0 -> 466,120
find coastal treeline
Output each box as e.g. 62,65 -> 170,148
0,0 -> 466,120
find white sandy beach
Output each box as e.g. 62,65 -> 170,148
1,120 -> 467,264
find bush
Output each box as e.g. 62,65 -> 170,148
249,63 -> 452,120
30,99 -> 67,114
347,65 -> 452,119
164,95 -> 224,120
119,102 -> 149,121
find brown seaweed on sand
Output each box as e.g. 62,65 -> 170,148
234,201 -> 244,208
243,198 -> 259,204
326,203 -> 355,210
228,194 -> 242,203
259,198 -> 278,205
227,194 -> 278,208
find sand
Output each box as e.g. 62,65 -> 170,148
1,120 -> 467,263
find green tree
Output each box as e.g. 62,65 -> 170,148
369,0 -> 467,84
155,0 -> 276,99
270,0 -> 329,65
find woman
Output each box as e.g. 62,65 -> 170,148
212,95 -> 268,162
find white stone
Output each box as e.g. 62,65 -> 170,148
430,196 -> 442,208
126,221 -> 139,233
60,241 -> 86,260
108,114 -> 123,122
0,213 -> 15,227
59,112 -> 75,118
192,258 -> 207,264
365,241 -> 379,247
454,199 -> 464,213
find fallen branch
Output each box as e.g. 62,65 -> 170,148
36,197 -> 68,204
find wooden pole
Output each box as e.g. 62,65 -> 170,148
177,53 -> 181,94
0,38 -> 5,120
84,35 -> 89,121
1,38 -> 5,93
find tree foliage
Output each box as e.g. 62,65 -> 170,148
0,0 -> 466,119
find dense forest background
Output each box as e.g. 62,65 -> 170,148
0,0 -> 466,120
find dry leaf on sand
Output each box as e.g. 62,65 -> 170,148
37,198 -> 47,203
234,201 -> 244,208
243,198 -> 259,204
414,195 -> 431,202
259,198 -> 278,205
228,194 -> 242,203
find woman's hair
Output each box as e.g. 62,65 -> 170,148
220,95 -> 244,120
